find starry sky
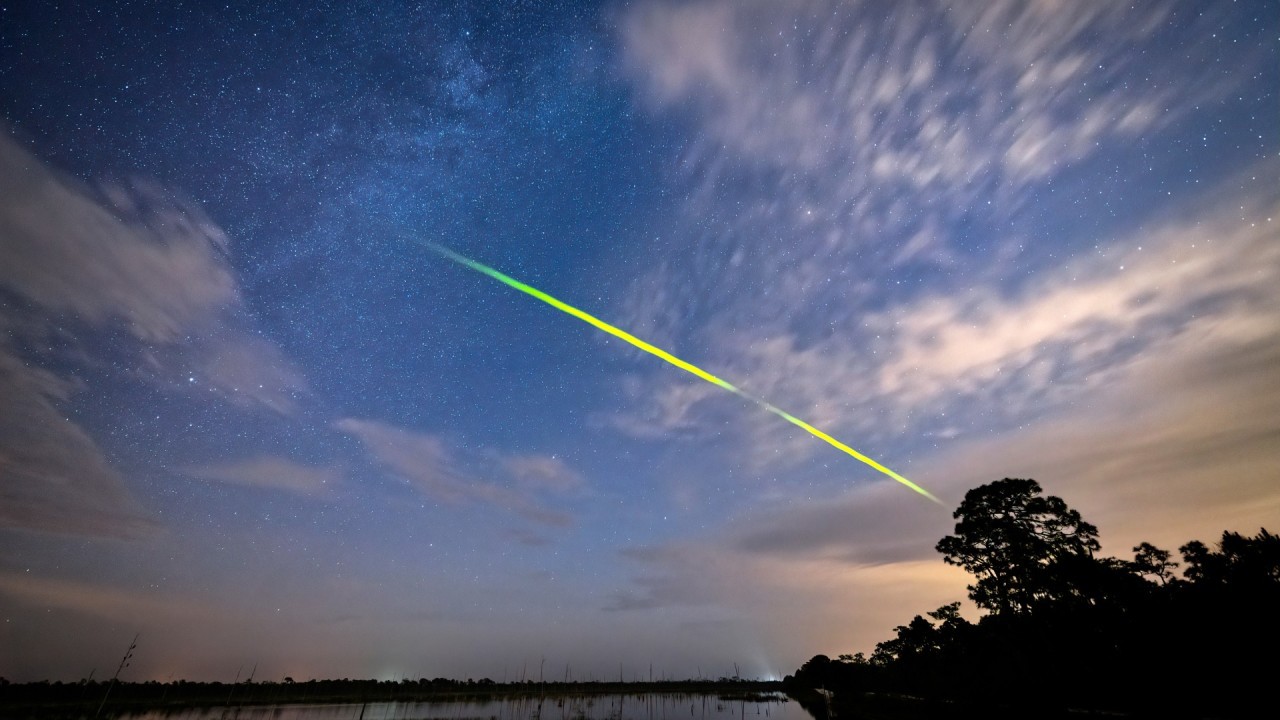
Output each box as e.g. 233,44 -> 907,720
1,0 -> 1277,683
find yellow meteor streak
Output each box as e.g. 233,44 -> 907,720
429,243 -> 941,504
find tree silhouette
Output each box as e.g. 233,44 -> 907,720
869,602 -> 971,668
1180,529 -> 1280,587
871,615 -> 937,665
935,478 -> 1099,614
1129,542 -> 1178,585
787,477 -> 1277,717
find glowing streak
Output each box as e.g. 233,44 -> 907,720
429,243 -> 941,504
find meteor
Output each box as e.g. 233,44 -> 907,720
429,243 -> 941,504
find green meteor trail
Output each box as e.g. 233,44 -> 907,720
429,243 -> 941,504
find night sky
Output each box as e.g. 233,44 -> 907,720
2,0 -> 1277,683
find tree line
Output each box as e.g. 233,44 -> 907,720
783,478 -> 1279,718
0,676 -> 781,717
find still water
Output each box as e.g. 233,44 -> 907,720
119,693 -> 814,720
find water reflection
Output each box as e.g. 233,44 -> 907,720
119,692 -> 814,720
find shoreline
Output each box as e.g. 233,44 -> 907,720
0,679 -> 786,719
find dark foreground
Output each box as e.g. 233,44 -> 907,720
782,481 -> 1280,720
0,679 -> 784,720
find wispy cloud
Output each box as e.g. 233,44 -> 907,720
0,141 -> 236,342
194,330 -> 308,415
605,534 -> 970,664
869,196 -> 1279,414
612,0 -> 1277,482
616,0 -> 1252,322
181,456 -> 341,497
503,454 -> 586,493
906,323 -> 1280,556
0,570 -> 222,626
733,482 -> 951,567
0,132 -> 308,535
624,1 -> 1212,203
609,179 -> 1278,479
0,348 -> 154,538
604,545 -> 723,612
0,133 -> 306,412
337,418 -> 583,527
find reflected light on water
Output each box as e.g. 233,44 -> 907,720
119,692 -> 815,720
